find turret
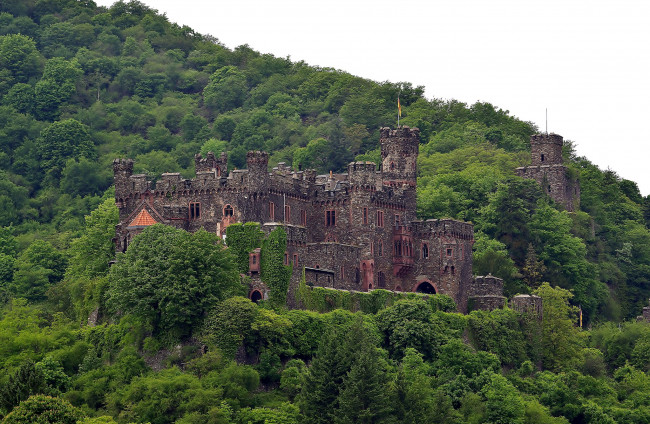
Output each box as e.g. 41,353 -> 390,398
113,158 -> 134,200
347,161 -> 377,189
195,151 -> 228,176
380,126 -> 419,188
530,133 -> 563,166
247,151 -> 269,192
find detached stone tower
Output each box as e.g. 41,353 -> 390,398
515,133 -> 580,211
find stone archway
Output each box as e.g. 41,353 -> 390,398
414,281 -> 437,294
250,289 -> 263,303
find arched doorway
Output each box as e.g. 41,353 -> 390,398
414,281 -> 437,294
250,290 -> 263,303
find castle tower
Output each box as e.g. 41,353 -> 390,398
247,151 -> 269,193
516,133 -> 580,212
380,126 -> 419,188
113,158 -> 134,201
530,133 -> 563,166
195,151 -> 228,177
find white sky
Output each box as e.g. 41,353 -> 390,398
96,0 -> 650,196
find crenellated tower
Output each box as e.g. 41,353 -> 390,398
516,133 -> 580,212
113,158 -> 134,201
247,151 -> 269,193
380,126 -> 419,188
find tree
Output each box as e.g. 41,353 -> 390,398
107,225 -> 243,336
34,58 -> 82,120
533,283 -> 585,371
0,34 -> 41,84
203,66 -> 247,113
37,119 -> 94,179
10,240 -> 66,302
2,395 -> 84,424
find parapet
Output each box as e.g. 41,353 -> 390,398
531,133 -> 563,146
380,126 -> 420,142
510,294 -> 543,319
412,219 -> 474,240
469,275 -> 504,297
247,151 -> 269,166
113,158 -> 134,175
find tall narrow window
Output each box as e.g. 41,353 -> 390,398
363,207 -> 368,225
394,214 -> 400,227
300,210 -> 307,226
326,210 -> 336,226
269,202 -> 275,221
541,154 -> 545,162
379,240 -> 383,256
340,266 -> 345,280
284,252 -> 289,266
284,205 -> 291,223
293,253 -> 298,268
376,210 -> 384,227
189,202 -> 201,220
422,243 -> 429,259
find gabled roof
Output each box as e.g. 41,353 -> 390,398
127,208 -> 157,228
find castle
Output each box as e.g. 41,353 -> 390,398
113,126 -> 550,312
515,133 -> 580,211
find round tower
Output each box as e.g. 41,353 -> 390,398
380,126 -> 419,188
530,133 -> 563,166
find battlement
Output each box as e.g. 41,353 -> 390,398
380,126 -> 420,144
113,158 -> 134,174
510,294 -> 543,319
531,133 -> 563,146
469,275 -> 504,297
412,219 -> 474,240
195,151 -> 227,175
247,150 -> 269,165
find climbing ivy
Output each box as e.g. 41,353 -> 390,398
296,274 -> 456,314
260,227 -> 292,308
225,222 -> 264,274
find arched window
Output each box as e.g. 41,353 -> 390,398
378,271 -> 386,288
223,204 -> 234,217
422,243 -> 429,259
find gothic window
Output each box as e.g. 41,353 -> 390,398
326,210 -> 336,226
422,243 -> 429,259
293,253 -> 298,268
269,202 -> 275,221
285,205 -> 291,223
376,210 -> 384,227
301,210 -> 307,226
223,204 -> 234,217
189,202 -> 201,220
378,271 -> 386,288
363,207 -> 368,225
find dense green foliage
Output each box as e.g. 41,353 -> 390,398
1,0 -> 650,422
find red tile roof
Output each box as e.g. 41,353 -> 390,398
128,209 -> 157,228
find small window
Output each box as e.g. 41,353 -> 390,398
378,271 -> 385,288
326,210 -> 336,226
285,205 -> 291,223
446,248 -> 453,257
379,240 -> 383,256
422,243 -> 429,259
394,214 -> 400,226
284,252 -> 289,266
301,210 -> 307,226
223,204 -> 234,217
252,255 -> 257,264
541,154 -> 545,162
293,253 -> 298,268
363,207 -> 368,225
390,162 -> 395,171
269,202 -> 275,221
340,266 -> 345,280
451,266 -> 455,275
376,210 -> 384,227
189,202 -> 201,220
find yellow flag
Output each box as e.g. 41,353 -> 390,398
397,97 -> 402,118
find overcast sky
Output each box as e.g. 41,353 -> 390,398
96,0 -> 650,195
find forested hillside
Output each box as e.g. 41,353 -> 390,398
2,1 -> 650,423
